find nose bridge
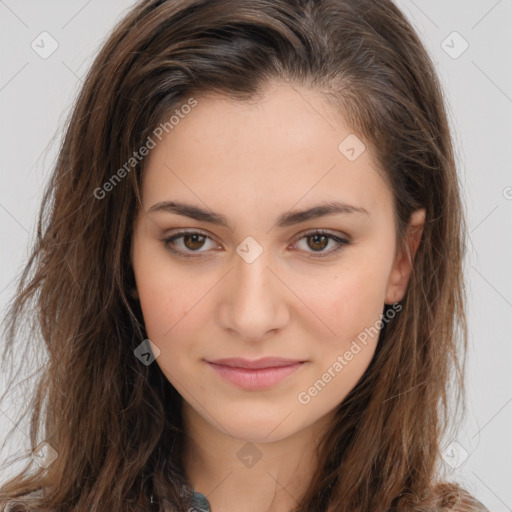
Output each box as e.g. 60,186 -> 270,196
218,237 -> 288,340
234,241 -> 277,311
236,249 -> 272,299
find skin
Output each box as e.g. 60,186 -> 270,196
131,81 -> 425,512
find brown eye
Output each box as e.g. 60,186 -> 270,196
306,234 -> 329,252
294,230 -> 350,257
182,233 -> 207,251
161,230 -> 217,259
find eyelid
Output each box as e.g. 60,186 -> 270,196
164,227 -> 215,241
291,227 -> 351,244
160,228 -> 350,259
290,229 -> 350,257
160,228 -> 221,257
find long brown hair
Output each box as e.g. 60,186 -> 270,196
0,0 -> 486,510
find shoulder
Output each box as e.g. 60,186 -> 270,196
447,498 -> 490,512
432,482 -> 490,512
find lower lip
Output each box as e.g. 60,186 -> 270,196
206,362 -> 305,390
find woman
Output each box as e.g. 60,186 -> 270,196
0,0 -> 489,510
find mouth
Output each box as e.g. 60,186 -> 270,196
205,357 -> 307,390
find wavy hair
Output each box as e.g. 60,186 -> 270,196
0,0 -> 487,510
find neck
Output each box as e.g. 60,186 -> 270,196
181,401 -> 335,512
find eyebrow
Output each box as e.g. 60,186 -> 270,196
147,200 -> 369,229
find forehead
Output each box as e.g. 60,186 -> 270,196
141,82 -> 392,219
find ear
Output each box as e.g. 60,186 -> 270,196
384,208 -> 426,305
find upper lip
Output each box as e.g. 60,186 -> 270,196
207,357 -> 305,369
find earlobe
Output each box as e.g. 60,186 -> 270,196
384,208 -> 426,305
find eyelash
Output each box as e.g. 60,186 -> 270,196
160,229 -> 350,260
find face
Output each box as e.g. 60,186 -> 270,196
131,81 -> 424,443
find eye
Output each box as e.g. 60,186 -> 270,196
161,228 -> 350,260
292,229 -> 350,257
160,230 -> 219,259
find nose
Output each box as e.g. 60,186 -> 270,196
216,246 -> 290,342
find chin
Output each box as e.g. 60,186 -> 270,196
227,423 -> 297,444
209,405 -> 307,443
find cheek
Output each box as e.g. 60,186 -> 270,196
132,238 -> 196,342
298,255 -> 391,343
137,273 -> 201,344
135,265 -> 205,389
295,269 -> 388,414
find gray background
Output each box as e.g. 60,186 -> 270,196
0,0 -> 511,509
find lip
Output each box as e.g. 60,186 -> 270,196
206,357 -> 306,390
208,357 -> 304,369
